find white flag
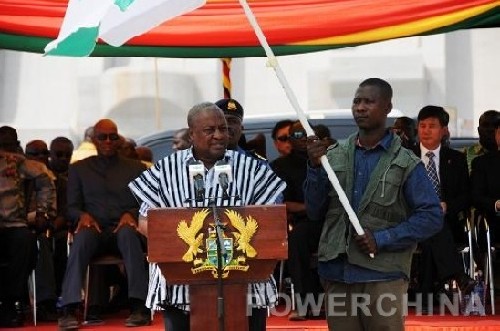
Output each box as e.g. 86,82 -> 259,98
45,0 -> 206,57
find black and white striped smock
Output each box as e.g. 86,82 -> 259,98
128,148 -> 286,311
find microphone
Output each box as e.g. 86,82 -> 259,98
188,160 -> 205,202
214,159 -> 233,199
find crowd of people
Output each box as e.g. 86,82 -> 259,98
0,79 -> 499,331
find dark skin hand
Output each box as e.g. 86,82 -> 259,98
52,215 -> 68,232
113,212 -> 138,233
75,212 -> 138,234
75,212 -> 101,233
34,212 -> 50,233
307,135 -> 378,256
353,228 -> 378,255
306,135 -> 329,167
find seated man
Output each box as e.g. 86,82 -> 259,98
463,110 -> 499,171
471,110 -> 500,244
47,137 -> 75,297
58,119 -> 149,330
414,106 -> 476,311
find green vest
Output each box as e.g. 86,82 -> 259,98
318,133 -> 420,277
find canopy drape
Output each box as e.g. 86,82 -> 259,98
1,0 -> 500,57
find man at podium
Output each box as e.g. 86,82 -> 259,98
129,102 -> 286,331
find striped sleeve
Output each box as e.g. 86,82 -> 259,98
129,161 -> 163,213
229,150 -> 286,206
248,275 -> 278,308
129,150 -> 193,213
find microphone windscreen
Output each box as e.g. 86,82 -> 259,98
188,161 -> 205,182
214,160 -> 233,184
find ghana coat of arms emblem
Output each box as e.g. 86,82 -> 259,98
176,208 -> 259,278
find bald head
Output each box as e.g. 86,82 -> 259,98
91,119 -> 121,157
94,119 -> 118,134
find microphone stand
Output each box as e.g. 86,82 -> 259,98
209,197 -> 227,331
186,169 -> 237,331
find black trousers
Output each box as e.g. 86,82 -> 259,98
0,227 -> 37,303
34,234 -> 58,304
60,226 -> 148,306
417,222 -> 464,295
287,221 -> 322,296
52,229 -> 69,296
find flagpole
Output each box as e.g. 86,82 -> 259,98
222,58 -> 232,99
154,57 -> 162,131
238,0 -> 373,258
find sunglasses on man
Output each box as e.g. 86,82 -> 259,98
289,131 -> 307,140
54,151 -> 73,158
26,150 -> 49,157
275,135 -> 289,142
95,133 -> 120,141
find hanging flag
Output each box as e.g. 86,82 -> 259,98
3,0 -> 500,57
44,0 -> 206,57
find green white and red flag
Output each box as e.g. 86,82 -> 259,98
1,0 -> 500,57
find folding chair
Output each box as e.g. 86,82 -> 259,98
277,260 -> 295,310
27,239 -> 41,326
452,218 -> 476,308
66,232 -> 152,322
83,254 -> 124,321
480,216 -> 495,315
461,217 -> 476,279
66,232 -> 124,321
28,269 -> 37,325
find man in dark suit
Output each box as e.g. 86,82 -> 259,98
415,105 -> 476,312
58,119 -> 150,330
471,110 -> 500,243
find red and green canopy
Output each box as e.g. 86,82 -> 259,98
1,0 -> 500,58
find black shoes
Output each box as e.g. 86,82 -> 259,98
37,299 -> 59,322
0,300 -> 25,328
456,273 -> 478,296
58,306 -> 79,330
288,309 -> 307,321
288,308 -> 326,321
83,305 -> 104,325
58,301 -> 151,328
125,306 -> 151,327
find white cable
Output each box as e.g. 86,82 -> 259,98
238,0 -> 373,258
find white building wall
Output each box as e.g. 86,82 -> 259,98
468,28 -> 500,133
445,29 -> 500,137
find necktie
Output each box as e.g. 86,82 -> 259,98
425,151 -> 440,199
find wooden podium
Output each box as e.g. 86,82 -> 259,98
148,205 -> 288,331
